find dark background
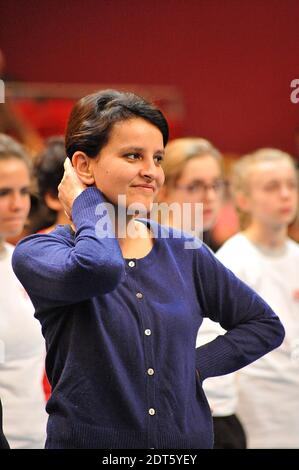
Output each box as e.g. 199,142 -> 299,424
1,0 -> 299,154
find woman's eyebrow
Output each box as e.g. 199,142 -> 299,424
120,146 -> 143,152
119,146 -> 165,154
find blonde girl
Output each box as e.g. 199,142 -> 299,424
217,148 -> 299,448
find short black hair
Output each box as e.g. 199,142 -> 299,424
35,136 -> 66,199
65,89 -> 169,159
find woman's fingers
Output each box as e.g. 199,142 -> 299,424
63,157 -> 74,172
58,158 -> 87,222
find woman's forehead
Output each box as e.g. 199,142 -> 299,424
0,157 -> 30,177
180,155 -> 221,178
108,118 -> 163,146
249,159 -> 296,182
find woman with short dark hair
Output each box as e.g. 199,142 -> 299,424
12,90 -> 284,449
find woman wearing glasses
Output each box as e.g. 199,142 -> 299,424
157,138 -> 224,237
157,137 -> 246,448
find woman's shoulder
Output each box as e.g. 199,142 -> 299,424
216,233 -> 254,260
0,242 -> 14,265
286,237 -> 299,253
3,241 -> 15,254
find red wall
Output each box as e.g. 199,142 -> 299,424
1,0 -> 299,155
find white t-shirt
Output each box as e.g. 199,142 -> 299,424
0,242 -> 47,448
216,233 -> 299,448
196,318 -> 237,416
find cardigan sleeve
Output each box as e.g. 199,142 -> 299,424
194,244 -> 285,381
12,187 -> 125,305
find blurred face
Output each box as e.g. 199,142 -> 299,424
242,159 -> 298,229
164,155 -> 223,230
90,117 -> 165,213
0,158 -> 31,239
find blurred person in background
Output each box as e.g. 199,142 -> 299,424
157,137 -> 246,448
288,160 -> 299,243
34,136 -> 70,400
216,148 -> 299,448
34,136 -> 70,235
210,154 -> 240,250
0,133 -> 47,448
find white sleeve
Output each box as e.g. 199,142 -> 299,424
196,318 -> 238,416
215,240 -> 244,277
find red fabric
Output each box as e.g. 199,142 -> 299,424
11,99 -> 74,138
37,229 -> 52,401
43,373 -> 51,401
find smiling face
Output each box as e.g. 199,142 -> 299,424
239,159 -> 298,229
0,158 -> 31,239
89,117 -> 165,213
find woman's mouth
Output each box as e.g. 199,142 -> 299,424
131,185 -> 155,192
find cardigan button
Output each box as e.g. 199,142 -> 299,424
144,329 -> 152,336
136,292 -> 143,299
147,368 -> 155,376
148,408 -> 156,416
128,260 -> 135,267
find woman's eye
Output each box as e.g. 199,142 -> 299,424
264,184 -> 279,191
287,181 -> 298,190
125,153 -> 140,160
21,188 -> 30,195
154,155 -> 164,164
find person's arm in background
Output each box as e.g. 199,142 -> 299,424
196,318 -> 237,415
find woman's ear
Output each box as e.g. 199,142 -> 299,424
71,151 -> 95,185
44,192 -> 62,212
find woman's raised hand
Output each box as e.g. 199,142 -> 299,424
58,158 -> 87,220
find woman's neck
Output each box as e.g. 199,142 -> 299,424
57,210 -> 72,226
244,222 -> 288,250
116,216 -> 154,259
43,211 -> 74,234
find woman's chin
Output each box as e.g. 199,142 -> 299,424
5,224 -> 25,237
202,216 -> 216,231
126,198 -> 153,215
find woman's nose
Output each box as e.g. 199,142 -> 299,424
10,192 -> 25,210
139,161 -> 156,180
280,185 -> 293,198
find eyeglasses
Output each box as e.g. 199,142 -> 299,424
174,179 -> 225,195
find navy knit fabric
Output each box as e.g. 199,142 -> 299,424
12,188 -> 285,449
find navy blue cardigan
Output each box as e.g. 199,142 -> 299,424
12,188 -> 284,449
